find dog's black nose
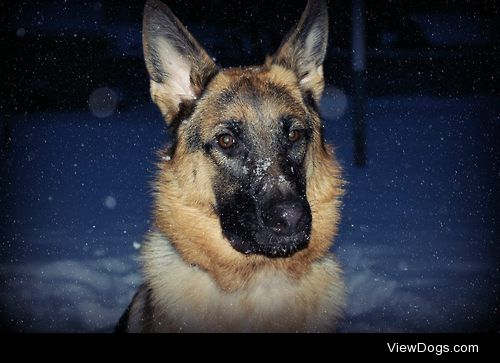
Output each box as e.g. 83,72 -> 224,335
263,200 -> 309,236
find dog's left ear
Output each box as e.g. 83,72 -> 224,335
272,0 -> 328,103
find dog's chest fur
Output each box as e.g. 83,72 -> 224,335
131,232 -> 344,333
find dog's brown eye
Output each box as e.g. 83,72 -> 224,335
217,134 -> 235,149
288,130 -> 301,142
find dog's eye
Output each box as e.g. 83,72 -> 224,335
217,134 -> 235,149
288,130 -> 301,142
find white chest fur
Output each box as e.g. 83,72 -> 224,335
140,232 -> 345,333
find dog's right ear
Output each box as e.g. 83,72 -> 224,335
143,0 -> 218,124
271,0 -> 328,104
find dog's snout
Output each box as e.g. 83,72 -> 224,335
263,200 -> 309,236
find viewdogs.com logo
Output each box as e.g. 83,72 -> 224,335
387,343 -> 479,355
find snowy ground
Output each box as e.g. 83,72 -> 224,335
1,88 -> 498,332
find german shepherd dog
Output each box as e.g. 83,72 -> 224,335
117,0 -> 345,332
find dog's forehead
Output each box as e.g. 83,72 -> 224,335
197,65 -> 308,127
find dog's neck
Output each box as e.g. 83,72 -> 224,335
139,230 -> 345,332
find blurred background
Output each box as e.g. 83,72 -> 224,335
0,0 -> 499,332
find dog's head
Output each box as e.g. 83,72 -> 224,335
143,0 -> 342,282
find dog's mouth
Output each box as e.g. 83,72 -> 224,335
226,229 -> 311,258
221,207 -> 312,258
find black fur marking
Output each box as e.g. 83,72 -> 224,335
215,120 -> 242,138
216,88 -> 238,108
115,284 -> 154,333
300,90 -> 328,150
169,100 -> 195,136
266,83 -> 298,106
195,68 -> 220,101
115,303 -> 131,333
278,116 -> 311,166
203,142 -> 213,155
167,138 -> 179,159
234,77 -> 263,110
186,126 -> 202,152
142,286 -> 154,331
302,89 -> 319,114
280,115 -> 312,135
216,187 -> 258,254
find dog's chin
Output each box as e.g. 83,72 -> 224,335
225,229 -> 310,258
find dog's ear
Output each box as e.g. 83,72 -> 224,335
272,0 -> 328,103
143,0 -> 218,123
